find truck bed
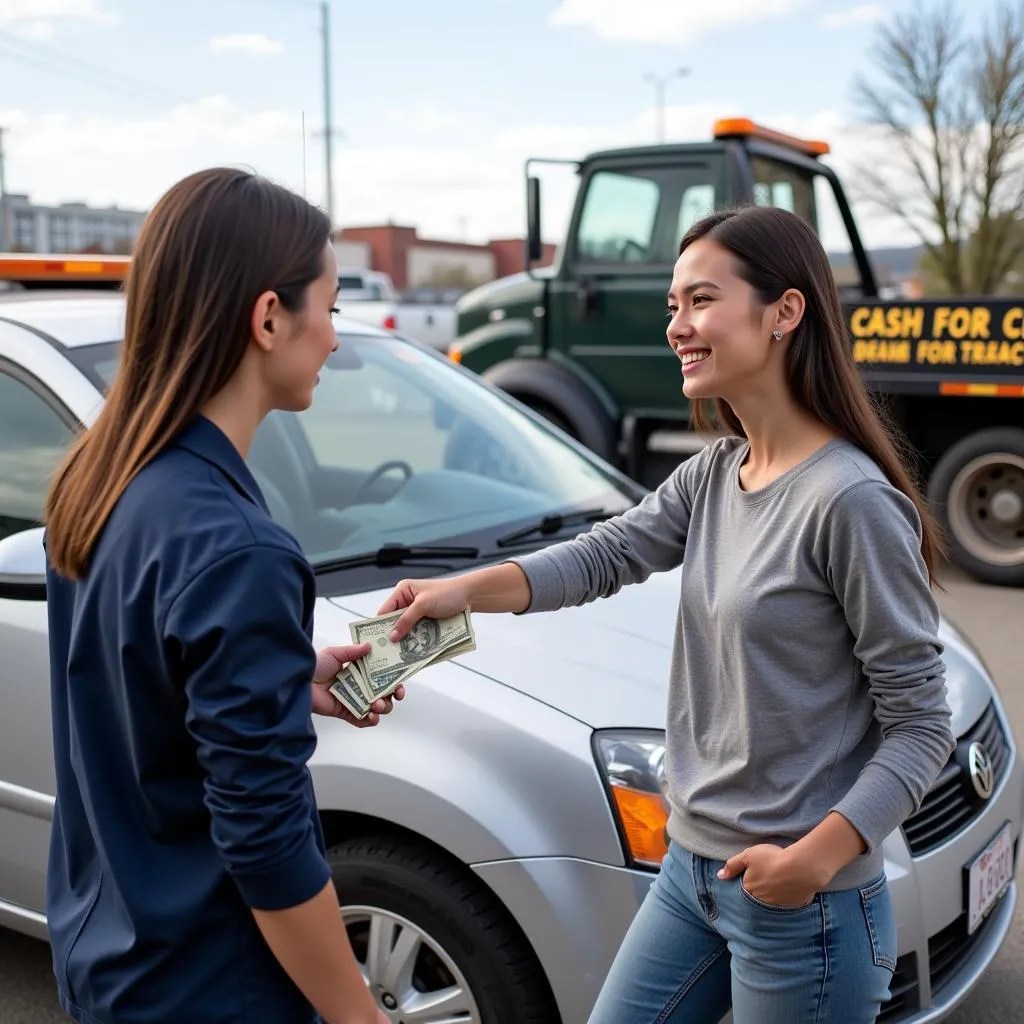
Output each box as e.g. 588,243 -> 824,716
849,298 -> 1024,396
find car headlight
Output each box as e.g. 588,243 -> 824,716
594,730 -> 670,870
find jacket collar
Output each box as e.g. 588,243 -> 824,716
173,415 -> 268,513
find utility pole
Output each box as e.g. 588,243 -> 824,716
320,1 -> 334,225
0,127 -> 8,251
644,67 -> 689,143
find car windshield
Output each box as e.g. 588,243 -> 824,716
70,332 -> 639,591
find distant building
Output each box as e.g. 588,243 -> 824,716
334,238 -> 372,270
487,237 -> 558,280
2,193 -> 146,254
335,223 -> 557,292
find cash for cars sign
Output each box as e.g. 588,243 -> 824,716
849,302 -> 1024,375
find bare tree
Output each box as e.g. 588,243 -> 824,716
853,0 -> 1024,295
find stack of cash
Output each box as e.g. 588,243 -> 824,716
329,609 -> 476,719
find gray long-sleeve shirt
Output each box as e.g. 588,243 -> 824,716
511,436 -> 956,890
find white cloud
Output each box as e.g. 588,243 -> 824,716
209,32 -> 283,55
385,104 -> 464,133
332,103 -> 918,253
0,0 -> 115,32
0,95 -> 919,256
0,96 -> 302,211
548,0 -> 811,44
8,18 -> 53,37
820,3 -> 887,30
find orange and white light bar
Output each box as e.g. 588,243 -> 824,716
713,117 -> 831,157
0,254 -> 131,284
939,381 -> 1024,397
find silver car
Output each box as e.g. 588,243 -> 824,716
0,293 -> 1021,1024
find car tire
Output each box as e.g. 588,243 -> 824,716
328,836 -> 559,1024
927,427 -> 1024,587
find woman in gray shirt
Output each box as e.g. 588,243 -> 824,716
375,205 -> 955,1023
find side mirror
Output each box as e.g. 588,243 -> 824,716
0,526 -> 47,601
526,176 -> 543,265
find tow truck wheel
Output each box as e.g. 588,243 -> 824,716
523,400 -> 575,439
928,427 -> 1024,587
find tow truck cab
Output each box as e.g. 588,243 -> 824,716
450,119 -> 1024,588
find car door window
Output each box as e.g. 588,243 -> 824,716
0,371 -> 75,542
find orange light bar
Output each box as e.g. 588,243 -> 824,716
939,382 -> 1024,397
447,343 -> 463,364
609,785 -> 670,867
713,117 -> 831,157
0,254 -> 131,283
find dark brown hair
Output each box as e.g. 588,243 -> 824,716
680,205 -> 943,582
45,167 -> 331,579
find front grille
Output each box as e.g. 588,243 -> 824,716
878,954 -> 919,1021
901,701 -> 1010,856
878,907 -> 1003,1021
930,903 -> 1000,996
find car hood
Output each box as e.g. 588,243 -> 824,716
328,568 -> 992,733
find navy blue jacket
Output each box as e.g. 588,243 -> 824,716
45,416 -> 330,1023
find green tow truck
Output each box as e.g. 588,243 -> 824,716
450,118 -> 1024,587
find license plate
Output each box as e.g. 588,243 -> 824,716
967,822 -> 1014,935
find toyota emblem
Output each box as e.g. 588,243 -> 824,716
968,742 -> 995,800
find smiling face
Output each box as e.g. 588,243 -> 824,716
666,237 -> 796,404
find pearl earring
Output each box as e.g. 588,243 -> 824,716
772,329 -> 783,342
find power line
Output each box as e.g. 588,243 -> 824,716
0,31 -> 176,105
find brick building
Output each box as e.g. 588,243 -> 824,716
335,223 -> 556,291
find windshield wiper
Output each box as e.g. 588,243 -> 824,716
495,507 -> 616,548
314,543 -> 480,574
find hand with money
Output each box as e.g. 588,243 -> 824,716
376,576 -> 476,642
376,565 -> 531,645
313,643 -> 405,727
327,608 -> 476,720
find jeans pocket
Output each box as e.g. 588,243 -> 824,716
739,880 -> 816,914
859,873 -> 897,972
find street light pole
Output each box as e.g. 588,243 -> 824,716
320,0 -> 334,225
0,127 -> 8,251
644,67 -> 690,143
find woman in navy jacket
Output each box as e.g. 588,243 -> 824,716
43,168 -> 398,1024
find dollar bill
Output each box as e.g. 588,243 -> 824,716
347,610 -> 476,703
328,664 -> 373,719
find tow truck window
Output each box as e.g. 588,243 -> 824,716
751,156 -> 815,222
576,171 -> 660,263
677,184 -> 716,240
750,155 -> 864,295
575,165 -> 717,265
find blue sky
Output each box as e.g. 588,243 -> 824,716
0,0 -> 992,250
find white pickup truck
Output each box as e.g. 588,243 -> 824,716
336,267 -> 456,351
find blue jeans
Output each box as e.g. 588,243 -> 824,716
589,843 -> 896,1024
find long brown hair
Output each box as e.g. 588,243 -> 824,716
680,205 -> 944,583
45,167 -> 331,579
